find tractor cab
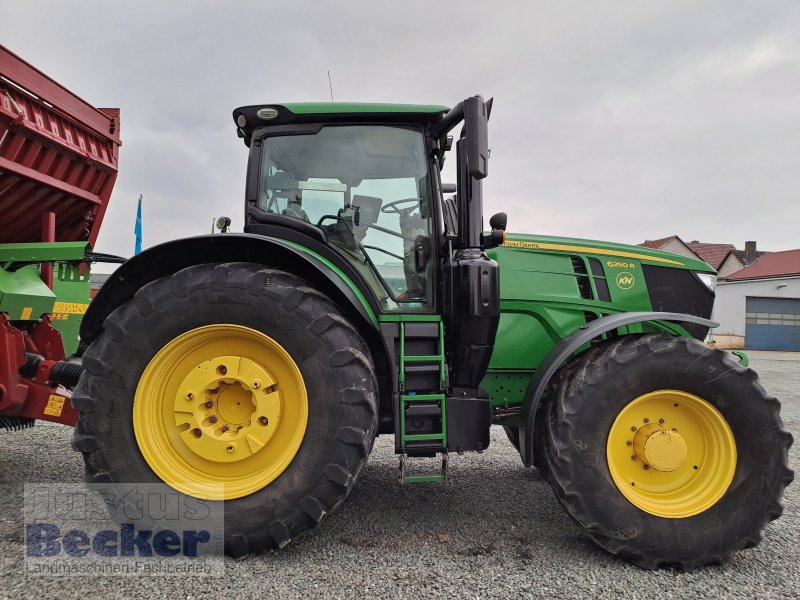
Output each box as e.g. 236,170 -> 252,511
233,97 -> 503,475
249,122 -> 436,310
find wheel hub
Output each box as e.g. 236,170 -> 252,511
174,355 -> 281,463
606,390 -> 737,518
631,424 -> 687,472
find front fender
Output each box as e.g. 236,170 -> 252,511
518,311 -> 718,467
81,234 -> 379,346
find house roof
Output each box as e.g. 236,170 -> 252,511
726,248 -> 800,281
732,249 -> 769,266
686,242 -> 737,270
640,235 -> 678,249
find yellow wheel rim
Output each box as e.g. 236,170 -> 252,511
133,324 -> 308,500
606,390 -> 736,518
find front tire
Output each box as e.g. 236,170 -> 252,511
72,263 -> 378,556
542,334 -> 793,569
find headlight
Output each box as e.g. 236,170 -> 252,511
695,272 -> 717,292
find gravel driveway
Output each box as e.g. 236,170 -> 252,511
0,351 -> 797,599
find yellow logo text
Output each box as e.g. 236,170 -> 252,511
615,272 -> 635,289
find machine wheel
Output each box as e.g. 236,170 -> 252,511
72,263 -> 378,556
542,334 -> 793,569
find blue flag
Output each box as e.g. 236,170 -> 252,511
134,194 -> 143,255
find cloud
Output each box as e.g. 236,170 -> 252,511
2,0 -> 798,264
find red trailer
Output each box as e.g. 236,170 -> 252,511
0,44 -> 120,245
0,44 -> 120,429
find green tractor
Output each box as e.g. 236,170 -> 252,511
72,96 -> 792,569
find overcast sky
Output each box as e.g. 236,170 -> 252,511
3,1 -> 798,267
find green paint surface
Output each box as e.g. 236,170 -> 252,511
502,233 -> 714,272
0,264 -> 55,319
281,103 -> 449,116
483,234 -> 704,408
0,242 -> 88,264
280,240 -> 379,328
51,262 -> 91,355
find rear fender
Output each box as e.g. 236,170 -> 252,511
80,234 -> 379,346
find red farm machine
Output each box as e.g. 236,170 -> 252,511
0,44 -> 120,430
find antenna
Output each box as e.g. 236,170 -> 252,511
327,70 -> 334,102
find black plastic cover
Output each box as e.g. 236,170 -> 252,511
446,397 -> 491,453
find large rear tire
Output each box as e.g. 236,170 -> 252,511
72,263 -> 378,557
542,334 -> 793,569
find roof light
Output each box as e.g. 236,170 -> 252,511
236,114 -> 247,128
256,107 -> 279,120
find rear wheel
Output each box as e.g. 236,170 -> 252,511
542,334 -> 793,569
72,263 -> 378,556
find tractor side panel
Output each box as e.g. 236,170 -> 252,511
482,244 -> 657,408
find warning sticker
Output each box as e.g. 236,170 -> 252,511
51,302 -> 89,315
43,394 -> 66,417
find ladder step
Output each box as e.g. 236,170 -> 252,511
401,394 -> 445,401
404,364 -> 441,373
404,433 -> 445,441
405,403 -> 441,418
403,474 -> 445,483
399,452 -> 448,484
403,355 -> 443,362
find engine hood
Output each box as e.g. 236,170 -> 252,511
501,232 -> 715,273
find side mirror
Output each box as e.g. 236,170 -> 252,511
481,212 -> 507,249
464,96 -> 489,180
489,212 -> 507,231
215,216 -> 231,233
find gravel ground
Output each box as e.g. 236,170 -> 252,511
0,352 -> 797,599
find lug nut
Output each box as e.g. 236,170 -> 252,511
643,418 -> 649,423
221,425 -> 229,432
643,465 -> 650,470
630,426 -> 637,432
191,428 -> 201,438
631,455 -> 638,461
626,441 -> 633,446
209,416 -> 218,424
659,418 -> 665,424
205,401 -> 214,409
217,365 -> 228,376
259,416 -> 269,426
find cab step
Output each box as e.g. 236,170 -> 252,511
399,451 -> 448,484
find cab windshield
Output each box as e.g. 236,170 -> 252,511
259,125 -> 434,310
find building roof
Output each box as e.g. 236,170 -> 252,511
686,242 -> 737,270
726,248 -> 800,281
732,249 -> 769,266
640,235 -> 678,249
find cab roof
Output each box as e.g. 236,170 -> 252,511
233,102 -> 449,145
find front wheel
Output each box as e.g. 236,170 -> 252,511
542,334 -> 793,569
72,263 -> 378,556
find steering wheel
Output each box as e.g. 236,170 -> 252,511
381,197 -> 421,215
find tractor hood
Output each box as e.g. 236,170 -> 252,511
487,232 -> 717,342
500,232 -> 715,273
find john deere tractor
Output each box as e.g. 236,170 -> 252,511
72,96 -> 792,568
